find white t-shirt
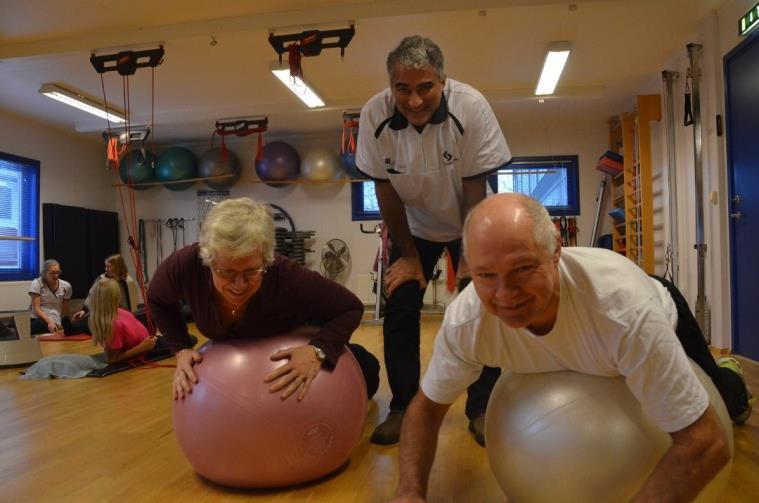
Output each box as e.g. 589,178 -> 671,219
28,277 -> 72,325
355,78 -> 511,242
422,247 -> 709,433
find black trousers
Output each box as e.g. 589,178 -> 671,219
384,236 -> 500,419
348,343 -> 380,400
651,275 -> 750,420
31,316 -> 77,335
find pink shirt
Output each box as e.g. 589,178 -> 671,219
107,308 -> 149,352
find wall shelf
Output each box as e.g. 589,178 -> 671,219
112,173 -> 235,188
112,174 -> 371,188
249,178 -> 368,185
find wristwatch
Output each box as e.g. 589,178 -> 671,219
311,345 -> 326,363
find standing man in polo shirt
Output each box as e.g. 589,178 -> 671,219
355,35 -> 512,446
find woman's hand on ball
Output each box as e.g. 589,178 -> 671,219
173,348 -> 203,400
265,345 -> 323,401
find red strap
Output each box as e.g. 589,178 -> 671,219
288,44 -> 302,78
256,131 -> 264,161
445,250 -> 457,293
106,137 -> 125,169
129,354 -> 176,369
341,119 -> 359,155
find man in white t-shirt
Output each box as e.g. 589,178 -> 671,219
392,193 -> 750,502
355,35 -> 512,446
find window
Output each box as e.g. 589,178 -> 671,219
351,181 -> 381,221
487,155 -> 580,216
350,155 -> 579,220
0,152 -> 40,281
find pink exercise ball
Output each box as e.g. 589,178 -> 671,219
173,332 -> 367,488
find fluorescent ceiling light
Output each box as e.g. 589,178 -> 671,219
535,42 -> 572,96
271,65 -> 325,108
39,83 -> 126,123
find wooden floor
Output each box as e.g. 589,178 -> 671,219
0,316 -> 757,502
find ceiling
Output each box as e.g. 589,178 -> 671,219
0,0 -> 724,144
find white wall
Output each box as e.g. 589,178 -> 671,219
0,109 -> 114,311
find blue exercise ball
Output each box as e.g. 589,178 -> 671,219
340,152 -> 367,180
157,147 -> 198,191
255,141 -> 300,188
119,148 -> 156,190
198,147 -> 241,189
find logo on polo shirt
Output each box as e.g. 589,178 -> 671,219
442,150 -> 458,165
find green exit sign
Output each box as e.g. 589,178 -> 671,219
739,3 -> 759,36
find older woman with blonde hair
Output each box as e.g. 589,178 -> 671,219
147,197 -> 379,401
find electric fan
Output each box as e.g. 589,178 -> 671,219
320,238 -> 350,279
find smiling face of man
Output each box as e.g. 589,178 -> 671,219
466,197 -> 561,335
390,62 -> 445,129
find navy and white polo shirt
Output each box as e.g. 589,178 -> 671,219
355,78 -> 511,242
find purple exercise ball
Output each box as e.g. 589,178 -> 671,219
255,141 -> 301,188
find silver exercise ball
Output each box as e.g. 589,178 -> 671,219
300,148 -> 341,181
484,362 -> 733,502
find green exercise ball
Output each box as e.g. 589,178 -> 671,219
157,147 -> 198,191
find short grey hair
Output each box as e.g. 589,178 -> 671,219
463,194 -> 559,258
198,197 -> 275,267
386,35 -> 445,80
40,259 -> 60,277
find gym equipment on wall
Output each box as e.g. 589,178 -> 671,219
269,204 -> 315,266
662,70 -> 680,285
212,116 -> 268,166
685,43 -> 710,341
268,26 -> 355,79
340,110 -> 366,179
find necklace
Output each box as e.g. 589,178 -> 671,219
214,290 -> 246,319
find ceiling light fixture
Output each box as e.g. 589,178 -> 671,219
535,41 -> 572,96
39,83 -> 126,123
271,64 -> 325,108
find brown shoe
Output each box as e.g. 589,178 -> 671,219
468,415 -> 486,447
370,410 -> 405,445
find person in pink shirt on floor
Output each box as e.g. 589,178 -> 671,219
88,278 -> 158,364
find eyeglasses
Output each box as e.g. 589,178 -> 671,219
212,264 -> 267,281
47,270 -> 62,276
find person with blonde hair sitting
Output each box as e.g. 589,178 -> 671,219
89,278 -> 160,365
29,259 -> 73,335
69,254 -> 139,335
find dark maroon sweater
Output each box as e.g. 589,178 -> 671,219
146,244 -> 363,366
